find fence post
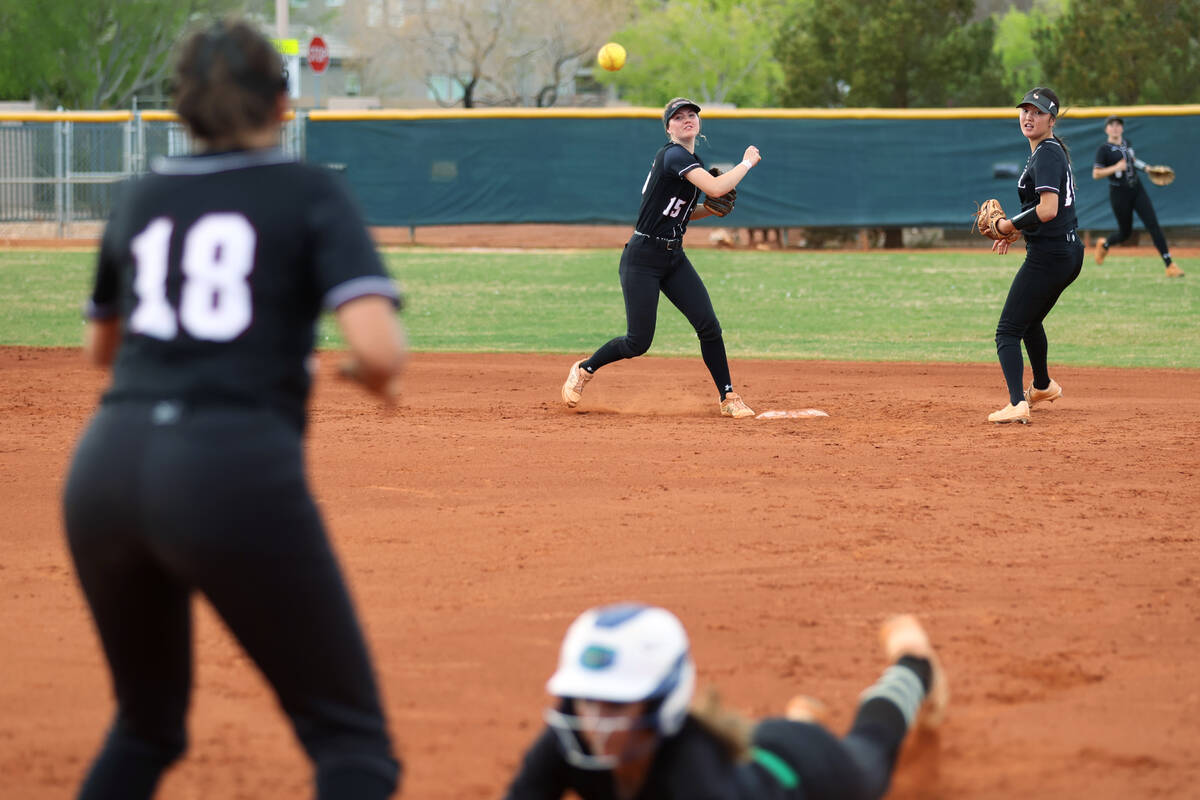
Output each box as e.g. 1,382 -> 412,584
53,119 -> 65,237
123,116 -> 133,179
63,120 -> 74,237
289,111 -> 306,159
134,112 -> 145,174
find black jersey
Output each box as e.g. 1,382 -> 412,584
1016,138 -> 1078,242
503,719 -> 788,800
1094,139 -> 1139,188
634,143 -> 705,240
89,148 -> 399,432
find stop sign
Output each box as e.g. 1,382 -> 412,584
308,36 -> 329,74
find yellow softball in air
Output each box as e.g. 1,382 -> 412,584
597,42 -> 626,72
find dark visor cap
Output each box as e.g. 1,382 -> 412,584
1017,89 -> 1058,117
1104,114 -> 1124,126
663,98 -> 701,129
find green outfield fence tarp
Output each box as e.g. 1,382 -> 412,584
305,107 -> 1200,231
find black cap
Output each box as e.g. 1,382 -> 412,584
1104,114 -> 1124,126
1016,89 -> 1058,117
663,97 -> 701,130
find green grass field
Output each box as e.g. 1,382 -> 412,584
2,247 -> 1196,368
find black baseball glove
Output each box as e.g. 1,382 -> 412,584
702,167 -> 736,217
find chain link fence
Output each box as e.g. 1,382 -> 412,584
0,113 -> 304,236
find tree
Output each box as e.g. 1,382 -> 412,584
594,0 -> 785,108
1033,0 -> 1200,104
417,0 -> 517,107
0,0 -> 56,101
0,0 -> 244,109
992,0 -> 1064,97
522,0 -> 634,107
352,0 -> 633,107
774,0 -> 1011,108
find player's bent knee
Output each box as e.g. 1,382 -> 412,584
995,325 -> 1024,345
695,320 -> 723,342
619,337 -> 652,358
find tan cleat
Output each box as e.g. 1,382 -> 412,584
1165,263 -> 1185,278
561,360 -> 593,407
1024,379 -> 1062,407
1094,238 -> 1108,265
880,614 -> 949,730
720,392 -> 754,418
987,400 -> 1030,424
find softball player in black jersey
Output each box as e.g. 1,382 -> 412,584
984,88 -> 1084,425
1092,115 -> 1185,277
503,604 -> 947,800
561,97 -> 761,418
61,20 -> 405,799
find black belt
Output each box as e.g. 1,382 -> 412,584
632,231 -> 682,250
1028,230 -> 1078,244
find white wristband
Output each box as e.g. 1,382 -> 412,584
740,159 -> 753,170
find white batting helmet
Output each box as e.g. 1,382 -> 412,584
545,604 -> 695,737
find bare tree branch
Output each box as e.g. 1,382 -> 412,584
354,0 -> 632,107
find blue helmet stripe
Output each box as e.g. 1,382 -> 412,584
646,651 -> 687,698
593,603 -> 649,628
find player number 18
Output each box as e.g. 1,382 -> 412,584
129,213 -> 256,342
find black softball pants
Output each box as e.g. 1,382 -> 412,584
62,402 -> 400,800
1106,182 -> 1171,260
584,237 -> 732,395
995,236 -> 1084,406
752,657 -> 931,800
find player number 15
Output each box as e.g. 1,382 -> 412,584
661,197 -> 687,218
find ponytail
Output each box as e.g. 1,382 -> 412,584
1053,134 -> 1073,169
1031,86 -> 1072,169
689,686 -> 754,761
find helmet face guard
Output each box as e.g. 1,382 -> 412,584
544,604 -> 696,769
543,703 -> 658,770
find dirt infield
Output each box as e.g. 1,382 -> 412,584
8,220 -> 1200,255
2,347 -> 1198,799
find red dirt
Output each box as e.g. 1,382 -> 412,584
7,221 -> 1200,255
2,347 -> 1198,799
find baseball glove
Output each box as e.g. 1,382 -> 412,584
975,198 -> 1020,243
1145,165 -> 1175,186
703,167 -> 736,217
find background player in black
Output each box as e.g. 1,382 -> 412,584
61,20 -> 406,800
1092,115 -> 1185,277
984,87 -> 1084,425
560,97 -> 761,418
503,604 -> 947,800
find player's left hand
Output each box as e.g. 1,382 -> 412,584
976,198 -> 1020,244
702,167 -> 736,217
